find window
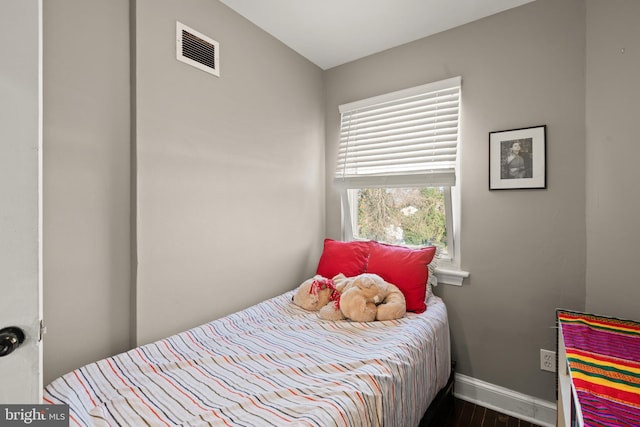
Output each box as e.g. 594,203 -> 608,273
345,186 -> 451,252
335,77 -> 468,284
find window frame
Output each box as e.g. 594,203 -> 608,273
336,77 -> 469,285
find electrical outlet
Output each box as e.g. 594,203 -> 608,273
540,349 -> 556,372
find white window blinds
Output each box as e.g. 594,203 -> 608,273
335,76 -> 461,189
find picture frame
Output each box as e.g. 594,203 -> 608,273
489,125 -> 546,190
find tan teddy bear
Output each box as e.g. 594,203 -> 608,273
315,274 -> 349,320
337,273 -> 407,322
294,273 -> 406,322
292,275 -> 339,312
337,274 -> 380,322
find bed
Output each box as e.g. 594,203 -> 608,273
44,240 -> 453,426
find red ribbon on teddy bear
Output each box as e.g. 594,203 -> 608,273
309,277 -> 341,308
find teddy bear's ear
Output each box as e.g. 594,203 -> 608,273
331,273 -> 347,291
353,274 -> 375,289
333,273 -> 354,293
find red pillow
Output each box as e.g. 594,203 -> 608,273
316,239 -> 370,278
366,242 -> 436,313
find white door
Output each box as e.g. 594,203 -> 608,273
0,0 -> 43,403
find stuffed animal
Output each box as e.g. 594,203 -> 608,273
293,273 -> 406,322
317,273 -> 366,321
291,273 -> 350,321
292,275 -> 340,312
315,274 -> 347,320
337,273 -> 381,322
330,273 -> 351,293
338,273 -> 407,322
318,298 -> 345,320
374,279 -> 406,321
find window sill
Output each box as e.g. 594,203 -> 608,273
434,266 -> 469,286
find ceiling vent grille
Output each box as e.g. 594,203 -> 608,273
176,21 -> 220,77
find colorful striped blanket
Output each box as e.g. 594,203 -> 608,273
44,291 -> 450,426
558,311 -> 640,427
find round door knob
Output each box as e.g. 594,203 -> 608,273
0,326 -> 25,357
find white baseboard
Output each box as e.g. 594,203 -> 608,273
454,373 -> 557,427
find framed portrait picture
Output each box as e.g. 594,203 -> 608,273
489,125 -> 546,190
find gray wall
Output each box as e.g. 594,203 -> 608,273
133,0 -> 325,345
43,0 -> 324,383
324,0 -> 586,402
43,0 -> 131,384
585,0 -> 640,320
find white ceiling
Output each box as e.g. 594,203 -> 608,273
220,0 -> 536,70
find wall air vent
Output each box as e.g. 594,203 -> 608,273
176,21 -> 220,77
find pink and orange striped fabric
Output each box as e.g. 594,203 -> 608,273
44,291 -> 451,426
558,310 -> 640,427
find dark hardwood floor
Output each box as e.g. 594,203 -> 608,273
434,398 -> 543,427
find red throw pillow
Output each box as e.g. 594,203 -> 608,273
316,239 -> 370,278
366,242 -> 436,313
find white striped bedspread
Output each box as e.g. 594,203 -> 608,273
44,292 -> 451,427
